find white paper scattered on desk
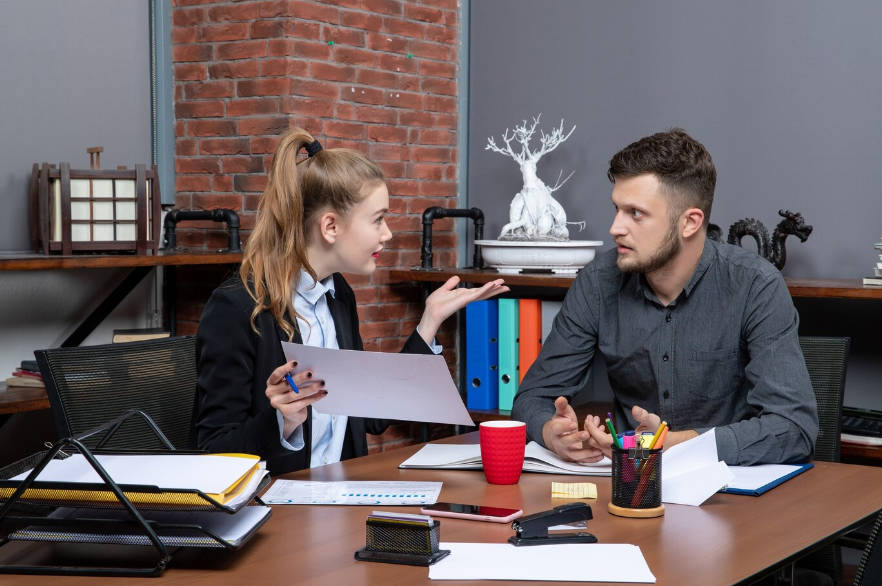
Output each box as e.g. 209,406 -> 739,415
725,464 -> 806,491
281,342 -> 473,426
399,441 -> 612,476
261,480 -> 441,505
428,543 -> 655,582
661,428 -> 734,506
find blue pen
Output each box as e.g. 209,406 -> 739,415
284,372 -> 299,394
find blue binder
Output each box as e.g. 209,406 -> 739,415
719,462 -> 814,496
465,299 -> 499,410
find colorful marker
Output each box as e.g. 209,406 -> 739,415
605,418 -> 622,449
648,421 -> 668,449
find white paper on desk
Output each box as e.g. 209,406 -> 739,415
281,342 -> 473,426
261,480 -> 441,505
399,442 -> 612,476
428,543 -> 655,582
11,454 -> 257,495
661,429 -> 734,506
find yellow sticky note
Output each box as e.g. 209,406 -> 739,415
551,482 -> 597,499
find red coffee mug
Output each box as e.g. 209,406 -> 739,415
479,421 -> 527,485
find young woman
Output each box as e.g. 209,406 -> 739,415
192,128 -> 507,475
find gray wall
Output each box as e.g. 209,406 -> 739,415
0,2 -> 159,403
0,0 -> 153,252
468,1 -> 882,409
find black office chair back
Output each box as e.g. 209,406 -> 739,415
35,336 -> 197,450
799,336 -> 849,463
797,335 -> 850,584
854,510 -> 882,585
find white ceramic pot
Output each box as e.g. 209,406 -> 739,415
475,240 -> 604,274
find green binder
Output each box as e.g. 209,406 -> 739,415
498,298 -> 519,410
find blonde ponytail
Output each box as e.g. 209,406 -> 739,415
239,128 -> 385,340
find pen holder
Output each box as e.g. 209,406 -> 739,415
354,516 -> 450,566
608,446 -> 665,518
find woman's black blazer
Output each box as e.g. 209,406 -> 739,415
191,274 -> 433,475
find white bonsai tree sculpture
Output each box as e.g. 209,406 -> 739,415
486,115 -> 579,241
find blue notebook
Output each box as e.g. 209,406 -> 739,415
720,462 -> 814,496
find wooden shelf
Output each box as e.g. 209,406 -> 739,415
0,384 -> 49,415
0,250 -> 243,271
390,268 -> 882,299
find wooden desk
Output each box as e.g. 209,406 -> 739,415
3,432 -> 882,585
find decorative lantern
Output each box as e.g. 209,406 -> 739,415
29,147 -> 161,255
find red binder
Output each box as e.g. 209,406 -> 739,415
518,299 -> 541,383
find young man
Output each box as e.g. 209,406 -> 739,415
511,129 -> 818,466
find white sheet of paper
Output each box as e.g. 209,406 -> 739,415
428,543 -> 656,582
661,429 -> 735,506
725,464 -> 806,491
261,480 -> 441,506
11,454 -> 257,495
398,442 -> 611,476
281,342 -> 473,426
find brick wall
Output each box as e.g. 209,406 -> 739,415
171,0 -> 462,452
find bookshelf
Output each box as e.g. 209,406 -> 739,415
389,268 -> 882,300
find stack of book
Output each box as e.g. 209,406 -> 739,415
112,327 -> 170,343
6,359 -> 44,388
863,240 -> 882,286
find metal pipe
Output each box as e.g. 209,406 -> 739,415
163,208 -> 241,252
420,207 -> 484,270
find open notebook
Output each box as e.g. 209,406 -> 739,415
399,442 -> 611,476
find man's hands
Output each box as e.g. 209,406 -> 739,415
541,397 -> 605,463
265,360 -> 328,439
544,400 -> 698,461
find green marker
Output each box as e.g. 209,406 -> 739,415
605,417 -> 622,449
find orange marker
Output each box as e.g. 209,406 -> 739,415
655,426 -> 670,449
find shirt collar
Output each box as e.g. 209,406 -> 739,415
681,237 -> 716,297
296,270 -> 336,306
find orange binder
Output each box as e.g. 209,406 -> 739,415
518,299 -> 542,383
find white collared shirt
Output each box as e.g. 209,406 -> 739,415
276,271 -> 443,467
277,271 -> 348,468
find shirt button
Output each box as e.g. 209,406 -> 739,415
664,391 -> 670,399
666,314 -> 672,322
323,457 -> 328,464
663,353 -> 669,362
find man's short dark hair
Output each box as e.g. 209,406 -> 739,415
607,128 -> 716,225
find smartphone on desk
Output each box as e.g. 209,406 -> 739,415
420,502 -> 523,523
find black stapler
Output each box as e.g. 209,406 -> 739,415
508,502 -> 598,546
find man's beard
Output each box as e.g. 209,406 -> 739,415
617,222 -> 681,275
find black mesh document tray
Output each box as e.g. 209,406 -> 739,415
0,410 -> 270,577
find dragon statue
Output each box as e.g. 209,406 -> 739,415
707,210 -> 813,270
